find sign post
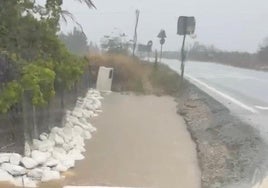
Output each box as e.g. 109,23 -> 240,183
157,30 -> 167,63
177,16 -> 196,83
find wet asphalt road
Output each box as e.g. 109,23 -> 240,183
161,59 -> 268,142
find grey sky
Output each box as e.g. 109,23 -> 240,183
61,0 -> 268,53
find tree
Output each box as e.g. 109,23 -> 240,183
258,37 -> 268,64
0,0 -> 95,111
101,35 -> 131,55
59,28 -> 89,56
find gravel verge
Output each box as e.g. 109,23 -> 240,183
176,81 -> 268,188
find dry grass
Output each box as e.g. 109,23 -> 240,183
88,54 -> 181,95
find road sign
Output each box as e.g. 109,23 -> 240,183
160,38 -> 165,45
177,16 -> 196,84
157,30 -> 167,63
147,40 -> 153,47
157,30 -> 167,39
177,16 -> 196,35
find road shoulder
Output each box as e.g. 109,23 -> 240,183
177,81 -> 268,188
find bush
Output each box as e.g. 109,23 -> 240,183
149,64 -> 181,95
88,54 -> 181,95
89,54 -> 148,92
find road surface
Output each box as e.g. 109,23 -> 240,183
161,59 -> 268,142
61,93 -> 201,188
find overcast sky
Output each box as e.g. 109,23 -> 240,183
61,0 -> 268,53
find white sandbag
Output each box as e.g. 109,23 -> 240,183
21,157 -> 38,169
52,148 -> 67,161
75,146 -> 86,153
51,127 -> 62,135
53,147 -> 66,155
81,109 -> 94,119
72,108 -> 83,118
85,104 -> 96,111
54,158 -> 75,172
14,176 -> 37,188
53,163 -> 68,172
64,122 -> 73,128
62,143 -> 73,153
73,126 -> 83,136
27,168 -> 44,181
41,166 -> 50,171
76,119 -> 90,130
0,153 -> 12,163
40,133 -> 49,141
31,150 -> 50,165
92,113 -> 99,117
77,117 -> 87,125
32,139 -> 42,150
9,153 -> 21,166
61,158 -> 75,169
69,135 -> 85,148
48,132 -> 56,143
44,158 -> 59,168
37,140 -> 55,152
95,109 -> 103,113
93,99 -> 102,109
68,149 -> 85,161
24,142 -> 31,157
52,151 -> 65,161
67,116 -> 80,126
1,163 -> 26,176
41,170 -> 60,182
87,123 -> 97,133
61,127 -> 73,142
81,130 -> 92,140
54,134 -> 64,145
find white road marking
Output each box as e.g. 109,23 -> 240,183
255,106 -> 268,110
185,74 -> 259,114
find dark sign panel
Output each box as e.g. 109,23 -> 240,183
157,30 -> 167,38
177,16 -> 196,35
160,38 -> 165,45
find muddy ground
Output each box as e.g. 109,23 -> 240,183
176,81 -> 268,188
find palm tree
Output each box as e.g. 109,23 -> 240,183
74,0 -> 96,9
58,0 -> 95,34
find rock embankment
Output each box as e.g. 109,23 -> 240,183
0,89 -> 103,187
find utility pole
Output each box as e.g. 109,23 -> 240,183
132,9 -> 140,57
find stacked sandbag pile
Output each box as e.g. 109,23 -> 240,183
0,89 -> 103,187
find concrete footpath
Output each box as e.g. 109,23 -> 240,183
61,93 -> 201,188
63,93 -> 201,188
